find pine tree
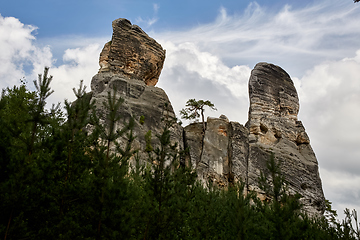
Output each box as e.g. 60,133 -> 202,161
0,69 -> 62,239
257,153 -> 303,240
140,103 -> 198,239
87,88 -> 137,239
180,99 -> 216,132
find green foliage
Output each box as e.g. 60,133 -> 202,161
257,153 -> 305,239
344,209 -> 360,239
325,199 -> 339,224
139,115 -> 145,125
180,98 -> 216,131
258,152 -> 289,203
145,130 -> 153,152
0,68 -> 359,240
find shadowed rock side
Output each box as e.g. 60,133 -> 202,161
99,18 -> 166,86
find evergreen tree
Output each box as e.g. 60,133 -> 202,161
180,99 -> 216,132
140,103 -> 198,239
1,68 -> 360,239
84,88 -> 137,239
0,69 -> 62,239
257,153 -> 304,240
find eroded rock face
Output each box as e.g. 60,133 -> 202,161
184,118 -> 249,188
229,122 -> 249,185
90,18 -> 181,165
184,63 -> 325,216
247,62 -> 300,143
90,71 -> 183,165
246,62 -> 325,215
99,18 -> 166,86
184,123 -> 204,169
198,117 -> 231,187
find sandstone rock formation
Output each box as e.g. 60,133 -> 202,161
89,18 -> 325,216
98,18 -> 166,86
246,63 -> 325,214
184,63 -> 325,216
90,18 -> 181,164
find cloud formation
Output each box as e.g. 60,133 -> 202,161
155,0 -> 360,76
157,41 -> 251,125
298,51 -> 360,176
0,14 -> 101,105
47,44 -> 102,104
135,3 -> 160,27
0,14 -> 52,88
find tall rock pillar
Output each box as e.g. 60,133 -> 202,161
246,62 -> 325,215
90,18 -> 182,164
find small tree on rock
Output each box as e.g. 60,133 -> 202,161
180,99 -> 216,132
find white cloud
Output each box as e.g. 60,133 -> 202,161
296,51 -> 360,214
47,44 -> 102,105
135,3 -> 160,27
135,16 -> 158,27
153,3 -> 159,13
298,50 -> 360,149
155,0 -> 360,76
0,14 -> 52,89
157,41 -> 251,124
320,168 -> 360,218
0,14 -> 102,106
162,41 -> 250,98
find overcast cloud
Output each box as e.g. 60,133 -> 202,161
0,0 -> 359,217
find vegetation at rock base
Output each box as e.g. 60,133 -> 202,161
0,68 -> 359,239
180,99 -> 217,132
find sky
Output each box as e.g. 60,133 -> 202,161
0,0 -> 360,218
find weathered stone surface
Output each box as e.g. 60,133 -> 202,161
90,71 -> 183,164
247,62 -> 300,141
229,122 -> 249,185
184,117 -> 249,187
98,18 -> 166,86
246,62 -> 325,215
184,123 -> 203,169
198,117 -> 230,187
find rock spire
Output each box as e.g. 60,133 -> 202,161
246,62 -> 325,215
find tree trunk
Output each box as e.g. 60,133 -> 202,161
201,109 -> 205,132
